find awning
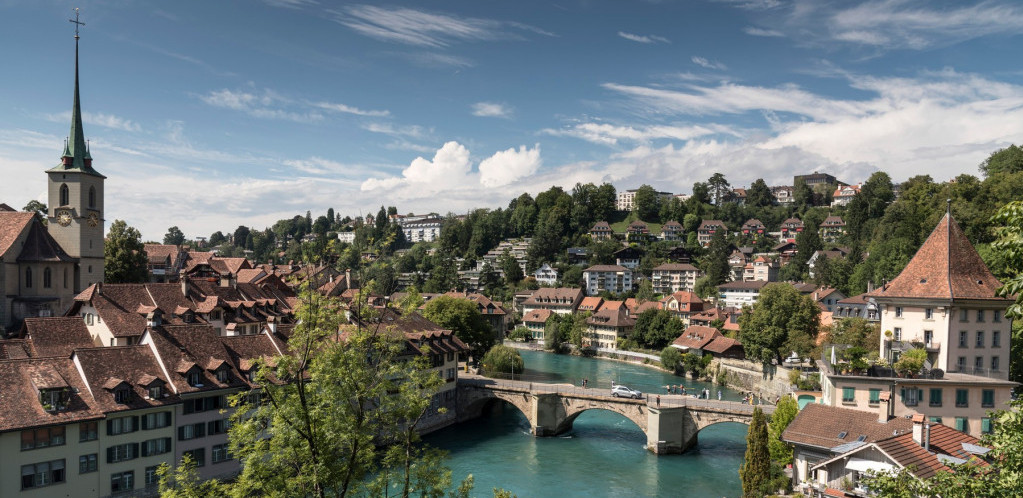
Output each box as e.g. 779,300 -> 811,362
845,457 -> 895,474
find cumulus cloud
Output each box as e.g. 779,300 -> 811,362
362,141 -> 471,192
618,31 -> 670,44
691,56 -> 727,70
471,102 -> 512,118
478,145 -> 541,187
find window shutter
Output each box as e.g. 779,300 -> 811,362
918,389 -> 924,401
178,426 -> 186,441
141,415 -> 149,430
107,420 -> 114,435
164,437 -> 171,450
899,388 -> 905,400
132,443 -> 139,459
132,416 -> 139,431
107,446 -> 115,463
197,423 -> 206,438
208,421 -> 215,433
141,441 -> 150,457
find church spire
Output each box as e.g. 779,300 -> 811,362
61,8 -> 94,173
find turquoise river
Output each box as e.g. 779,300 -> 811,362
423,349 -> 750,497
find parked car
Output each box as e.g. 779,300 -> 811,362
611,385 -> 642,399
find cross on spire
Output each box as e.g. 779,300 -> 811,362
69,8 -> 85,40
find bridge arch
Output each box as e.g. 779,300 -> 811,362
559,404 -> 647,434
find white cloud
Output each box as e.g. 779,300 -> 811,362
478,145 -> 541,187
44,111 -> 142,132
617,31 -> 670,44
471,102 -> 512,118
398,51 -> 474,68
362,141 -> 472,192
311,101 -> 390,117
330,5 -> 544,48
743,26 -> 784,37
263,0 -> 318,8
691,56 -> 727,70
362,122 -> 430,139
829,0 -> 1023,50
543,122 -> 735,145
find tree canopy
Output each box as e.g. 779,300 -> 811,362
104,219 -> 149,283
422,295 -> 495,357
740,407 -> 770,498
163,225 -> 185,245
738,283 -> 821,365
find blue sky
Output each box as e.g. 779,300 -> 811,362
2,0 -> 1023,239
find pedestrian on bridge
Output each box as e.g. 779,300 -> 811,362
717,389 -> 722,400
656,395 -> 661,407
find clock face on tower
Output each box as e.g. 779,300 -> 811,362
87,212 -> 99,227
56,209 -> 73,227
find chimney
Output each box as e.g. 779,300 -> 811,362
180,275 -> 188,297
867,281 -> 875,293
345,268 -> 352,289
911,414 -> 925,446
925,422 -> 930,451
267,316 -> 277,334
96,282 -> 103,296
878,391 -> 892,423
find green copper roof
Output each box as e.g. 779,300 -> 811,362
49,37 -> 103,178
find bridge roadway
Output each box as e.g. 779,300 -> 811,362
456,376 -> 774,454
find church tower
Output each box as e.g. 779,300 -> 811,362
47,12 -> 105,291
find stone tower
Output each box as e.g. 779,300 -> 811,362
46,24 -> 105,291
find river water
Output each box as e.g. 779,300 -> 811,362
424,349 -> 749,497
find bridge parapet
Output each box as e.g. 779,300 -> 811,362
457,378 -> 769,455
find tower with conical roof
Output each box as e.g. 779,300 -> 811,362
46,9 -> 105,291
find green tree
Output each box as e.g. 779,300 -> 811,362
500,251 -> 524,285
740,407 -> 770,498
703,229 -> 731,287
481,345 -> 524,378
104,219 -> 149,283
233,225 -> 250,248
632,308 -> 683,349
980,144 -> 1023,177
633,184 -> 661,221
707,172 -> 731,206
738,283 -> 821,365
745,179 -> 774,208
793,178 -> 814,210
423,295 -> 495,358
208,230 -> 226,246
768,396 -> 798,465
22,200 -> 47,224
636,279 -> 655,303
224,290 -> 462,497
163,226 -> 185,245
992,200 -> 1023,319
660,346 -> 683,374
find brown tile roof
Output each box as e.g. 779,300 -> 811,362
703,336 -> 742,354
584,264 -> 629,272
218,334 -> 286,387
523,309 -> 553,324
578,296 -> 604,311
20,317 -> 95,357
16,220 -> 76,262
820,216 -> 846,227
587,307 -> 635,328
0,211 -> 34,257
72,346 -> 178,413
74,284 -> 150,337
672,325 -> 721,350
662,220 -> 682,229
837,292 -> 872,305
600,300 -> 625,311
144,324 -> 243,394
663,291 -> 704,305
523,287 -> 584,307
0,357 -> 104,432
874,423 -> 987,480
143,244 -> 181,265
870,214 -> 1008,301
590,221 -> 612,232
698,220 -> 727,231
0,339 -> 33,359
210,257 -> 252,276
782,403 -> 913,451
652,263 -> 700,272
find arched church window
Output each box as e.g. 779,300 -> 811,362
60,184 -> 69,206
43,268 -> 52,289
88,186 -> 96,208
25,267 -> 32,288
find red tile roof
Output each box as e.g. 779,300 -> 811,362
872,213 -> 1008,301
672,325 -> 721,350
72,346 -> 178,413
20,317 -> 95,357
144,324 -> 242,394
782,403 -> 913,450
0,357 -> 104,432
0,211 -> 34,257
523,309 -> 553,324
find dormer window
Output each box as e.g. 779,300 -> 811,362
216,368 -> 229,383
113,388 -> 130,404
38,389 -> 70,413
187,371 -> 202,387
148,385 -> 163,399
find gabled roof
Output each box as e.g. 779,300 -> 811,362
672,325 -> 721,350
0,357 -> 104,432
143,244 -> 182,265
653,263 -> 700,272
703,336 -> 742,354
874,424 -> 987,480
523,309 -> 553,324
523,287 -> 584,306
662,291 -> 704,306
20,317 -> 95,357
145,324 -> 242,394
820,216 -> 846,227
781,217 -> 803,227
72,346 -> 178,413
577,297 -> 603,311
782,403 -> 913,451
16,219 -> 76,262
662,220 -> 682,229
590,221 -> 612,232
698,219 -> 727,230
741,218 -> 765,229
586,307 -> 635,328
871,213 -> 1008,301
0,211 -> 34,257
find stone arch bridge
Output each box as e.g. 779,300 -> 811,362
457,377 -> 774,454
